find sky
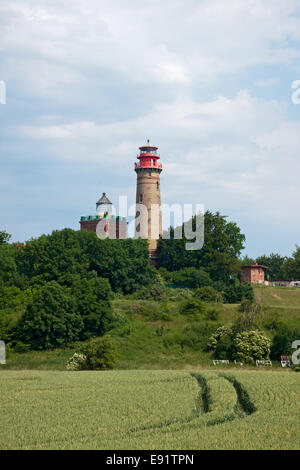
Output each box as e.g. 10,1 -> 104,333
0,0 -> 300,257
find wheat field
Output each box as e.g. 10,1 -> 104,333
0,369 -> 299,449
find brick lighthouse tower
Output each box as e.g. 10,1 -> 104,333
134,140 -> 162,263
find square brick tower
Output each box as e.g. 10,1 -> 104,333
80,193 -> 127,239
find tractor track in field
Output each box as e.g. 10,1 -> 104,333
128,372 -> 256,435
191,372 -> 256,426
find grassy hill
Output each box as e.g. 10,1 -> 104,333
1,369 -> 299,449
2,286 -> 300,370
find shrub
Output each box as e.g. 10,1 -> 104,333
136,284 -> 167,301
164,321 -> 221,352
194,286 -> 222,302
80,336 -> 118,370
180,298 -> 207,318
207,326 -> 233,352
234,330 -> 271,364
12,341 -> 30,354
136,302 -> 171,321
224,282 -> 254,303
232,302 -> 265,334
270,326 -> 300,359
166,288 -> 193,301
66,353 -> 87,370
172,267 -> 212,288
205,308 -> 219,322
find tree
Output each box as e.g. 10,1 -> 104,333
0,230 -> 11,245
282,246 -> 300,280
14,229 -> 156,293
0,245 -> 17,286
16,277 -> 115,349
17,281 -> 83,349
70,277 -> 114,341
157,211 -> 245,283
255,253 -> 287,281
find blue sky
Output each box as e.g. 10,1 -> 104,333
0,0 -> 300,257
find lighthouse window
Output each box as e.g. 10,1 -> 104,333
157,181 -> 159,190
140,194 -> 143,202
148,171 -> 152,177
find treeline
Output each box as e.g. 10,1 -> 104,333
0,228 -> 155,292
0,229 -> 155,350
240,250 -> 300,281
157,211 -> 253,303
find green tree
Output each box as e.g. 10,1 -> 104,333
14,229 -> 155,293
0,230 -> 11,245
70,277 -> 114,341
282,246 -> 300,280
255,253 -> 287,281
157,211 -> 245,283
17,281 -> 83,349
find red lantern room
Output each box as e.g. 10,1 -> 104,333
134,139 -> 163,171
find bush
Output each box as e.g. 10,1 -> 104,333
208,326 -> 271,363
164,321 -> 221,352
224,282 -> 254,303
166,288 -> 193,301
135,284 -> 167,301
172,267 -> 212,288
66,353 -> 87,370
270,326 -> 300,359
194,286 -> 222,302
180,298 -> 207,318
233,302 -> 265,334
79,336 -> 118,370
234,330 -> 271,364
207,326 -> 233,352
136,302 -> 171,321
205,308 -> 219,322
16,278 -> 114,349
12,341 -> 30,353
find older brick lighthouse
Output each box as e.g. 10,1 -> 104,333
134,140 -> 162,263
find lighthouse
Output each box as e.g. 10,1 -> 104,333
134,139 -> 162,262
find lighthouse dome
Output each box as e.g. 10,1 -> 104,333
96,192 -> 112,216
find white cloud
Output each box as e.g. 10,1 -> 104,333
1,0 -> 300,254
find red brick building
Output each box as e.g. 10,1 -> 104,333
240,262 -> 268,285
80,193 -> 127,239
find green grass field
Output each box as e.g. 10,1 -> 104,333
255,286 -> 300,309
1,369 -> 299,450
